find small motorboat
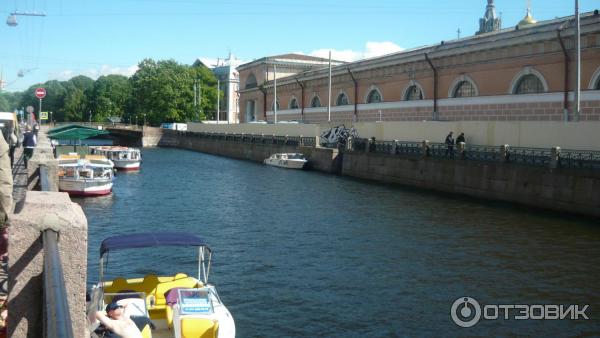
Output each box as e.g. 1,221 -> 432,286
57,154 -> 114,196
91,146 -> 142,171
264,153 -> 307,169
87,232 -> 235,338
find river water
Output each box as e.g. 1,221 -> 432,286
77,148 -> 600,337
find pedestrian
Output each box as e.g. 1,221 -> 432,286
94,302 -> 143,338
8,123 -> 20,168
455,132 -> 465,145
445,131 -> 454,157
0,131 -> 13,263
22,126 -> 36,169
33,122 -> 40,137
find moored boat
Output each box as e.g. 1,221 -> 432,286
264,153 -> 307,169
91,146 -> 142,171
87,232 -> 235,338
57,154 -> 114,196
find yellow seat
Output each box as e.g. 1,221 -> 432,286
181,318 -> 218,338
104,277 -> 129,294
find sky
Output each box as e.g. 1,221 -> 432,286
0,0 -> 597,92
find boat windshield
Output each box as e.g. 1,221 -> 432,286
178,288 -> 214,315
288,154 -> 305,159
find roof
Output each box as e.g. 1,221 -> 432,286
243,11 -> 600,90
100,232 -> 209,256
48,124 -> 109,140
238,53 -> 346,71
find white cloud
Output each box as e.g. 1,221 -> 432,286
306,41 -> 403,62
49,64 -> 139,81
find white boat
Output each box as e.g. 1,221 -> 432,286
87,232 -> 235,338
91,146 -> 142,171
264,153 -> 307,169
57,154 -> 114,196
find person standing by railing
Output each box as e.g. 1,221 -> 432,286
445,131 -> 454,157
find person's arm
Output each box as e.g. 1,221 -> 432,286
94,311 -> 117,332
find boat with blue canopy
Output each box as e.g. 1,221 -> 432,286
87,232 -> 235,338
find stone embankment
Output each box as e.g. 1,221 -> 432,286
7,129 -> 88,338
158,130 -> 600,218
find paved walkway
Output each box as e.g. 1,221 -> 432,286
0,147 -> 28,335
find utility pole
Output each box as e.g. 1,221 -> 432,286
327,51 -> 332,123
274,64 -> 278,123
575,0 -> 581,121
198,78 -> 202,121
216,79 -> 220,124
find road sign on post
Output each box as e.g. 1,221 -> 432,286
40,111 -> 48,120
35,87 -> 46,125
35,87 -> 46,99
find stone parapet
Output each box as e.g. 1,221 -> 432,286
27,132 -> 58,191
7,192 -> 88,338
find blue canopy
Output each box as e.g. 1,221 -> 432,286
100,232 -> 208,256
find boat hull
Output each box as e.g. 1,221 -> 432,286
113,159 -> 141,171
59,179 -> 113,196
264,158 -> 306,169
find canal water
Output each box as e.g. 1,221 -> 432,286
77,148 -> 600,337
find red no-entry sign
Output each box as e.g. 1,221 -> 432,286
35,87 -> 46,99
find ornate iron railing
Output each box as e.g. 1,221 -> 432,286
558,149 -> 600,169
168,130 -> 600,170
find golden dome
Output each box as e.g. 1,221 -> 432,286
518,8 -> 537,27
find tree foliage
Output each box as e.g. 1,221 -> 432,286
1,59 -> 220,126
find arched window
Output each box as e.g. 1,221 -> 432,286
514,74 -> 544,94
453,81 -> 476,98
596,78 -> 600,90
366,89 -> 382,103
272,100 -> 280,110
289,98 -> 299,109
245,73 -> 257,89
405,85 -> 423,100
336,93 -> 349,106
310,96 -> 321,107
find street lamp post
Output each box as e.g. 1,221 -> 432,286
89,111 -> 92,124
6,11 -> 46,27
143,113 -> 146,126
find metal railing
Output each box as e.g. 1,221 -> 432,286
347,137 -> 600,170
39,166 -> 75,338
167,130 -> 600,171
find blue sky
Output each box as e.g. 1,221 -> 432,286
0,0 -> 597,92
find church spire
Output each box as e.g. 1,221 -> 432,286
477,0 -> 501,35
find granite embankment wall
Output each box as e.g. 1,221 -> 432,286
342,152 -> 600,217
158,130 -> 298,163
158,131 -> 600,217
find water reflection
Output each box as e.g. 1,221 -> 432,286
79,148 -> 600,337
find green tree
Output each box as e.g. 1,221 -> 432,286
88,75 -> 131,122
0,94 -> 10,111
130,59 -> 219,126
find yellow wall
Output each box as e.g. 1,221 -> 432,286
188,121 -> 600,150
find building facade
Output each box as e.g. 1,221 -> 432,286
237,54 -> 345,122
237,7 -> 600,124
194,53 -> 241,124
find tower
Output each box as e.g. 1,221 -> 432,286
477,0 -> 502,35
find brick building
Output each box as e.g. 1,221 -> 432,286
237,4 -> 600,124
